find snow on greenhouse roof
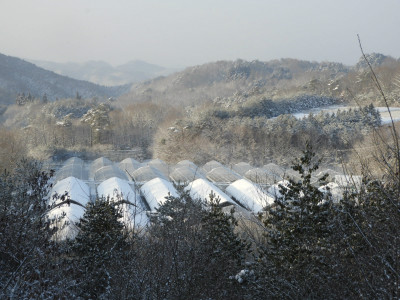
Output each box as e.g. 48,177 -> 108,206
55,163 -> 88,184
245,168 -> 277,185
48,176 -> 90,240
266,180 -> 290,199
119,158 -> 143,178
201,160 -> 223,173
169,166 -> 204,183
90,157 -> 113,179
206,166 -> 242,184
334,175 -> 362,189
147,158 -> 171,178
185,178 -> 233,206
225,179 -> 274,213
140,177 -> 179,211
132,165 -> 167,183
319,182 -> 342,202
51,176 -> 90,206
232,162 -> 253,176
97,177 -> 149,229
94,165 -> 129,182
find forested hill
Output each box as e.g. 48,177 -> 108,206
0,53 -> 130,105
118,53 -> 400,108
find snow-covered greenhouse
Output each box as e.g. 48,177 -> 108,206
48,176 -> 90,241
140,177 -> 179,211
225,179 -> 274,213
185,178 -> 233,207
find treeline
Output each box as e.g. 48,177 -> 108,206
0,94 -> 382,169
1,144 -> 400,298
154,104 -> 381,166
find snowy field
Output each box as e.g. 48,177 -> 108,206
292,105 -> 400,124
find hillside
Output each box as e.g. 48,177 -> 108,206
118,58 -> 350,107
118,54 -> 400,109
29,59 -> 178,86
0,53 -> 130,106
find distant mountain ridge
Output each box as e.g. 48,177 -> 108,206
0,53 -> 130,105
118,53 -> 400,108
29,59 -> 179,86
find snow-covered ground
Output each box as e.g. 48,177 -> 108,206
292,105 -> 400,124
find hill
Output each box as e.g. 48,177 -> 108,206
29,59 -> 178,86
0,53 -> 130,106
118,54 -> 400,109
118,58 -> 350,107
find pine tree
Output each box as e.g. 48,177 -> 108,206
72,197 -> 127,299
257,143 -> 335,297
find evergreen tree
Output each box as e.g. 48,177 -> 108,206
72,197 -> 127,299
256,143 -> 335,297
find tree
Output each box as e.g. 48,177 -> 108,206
142,190 -> 250,299
255,143 -> 336,298
71,197 -> 128,299
81,103 -> 111,145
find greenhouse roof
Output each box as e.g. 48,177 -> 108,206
263,163 -> 285,179
175,160 -> 198,170
94,165 -> 128,182
245,168 -> 277,185
206,166 -> 242,183
51,176 -> 90,206
201,160 -> 223,173
97,177 -> 149,228
90,157 -> 113,179
169,166 -> 204,183
140,177 -> 179,211
232,162 -> 253,176
185,178 -> 233,206
48,176 -> 90,241
132,166 -> 167,183
63,157 -> 84,166
119,158 -> 143,178
225,179 -> 274,213
55,163 -> 88,184
147,158 -> 171,178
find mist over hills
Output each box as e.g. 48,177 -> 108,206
29,59 -> 179,86
0,53 -> 130,106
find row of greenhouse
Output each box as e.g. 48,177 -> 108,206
48,157 -> 357,240
55,156 -> 330,185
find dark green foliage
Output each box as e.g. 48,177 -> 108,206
72,197 -> 128,298
143,190 -> 250,299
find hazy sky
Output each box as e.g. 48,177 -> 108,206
0,0 -> 399,68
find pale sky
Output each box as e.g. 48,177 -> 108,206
0,0 -> 399,68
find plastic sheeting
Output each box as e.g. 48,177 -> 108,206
170,166 -> 204,183
55,163 -> 88,183
94,165 -> 129,182
232,162 -> 253,176
202,160 -> 223,173
90,157 -> 113,179
132,166 -> 167,183
147,158 -> 171,178
140,177 -> 179,211
225,179 -> 274,213
245,168 -> 276,185
206,166 -> 242,183
119,158 -> 143,179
